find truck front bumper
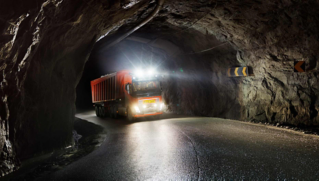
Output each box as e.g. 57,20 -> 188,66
134,112 -> 163,118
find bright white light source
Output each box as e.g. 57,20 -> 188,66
154,104 -> 157,107
135,69 -> 143,77
143,105 -> 146,109
134,106 -> 140,113
160,103 -> 164,110
147,68 -> 156,76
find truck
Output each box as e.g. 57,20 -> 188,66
90,69 -> 164,121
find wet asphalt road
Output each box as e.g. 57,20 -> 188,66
46,111 -> 319,180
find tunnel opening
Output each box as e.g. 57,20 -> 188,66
76,25 -> 239,119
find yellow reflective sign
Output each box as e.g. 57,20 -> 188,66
143,100 -> 156,104
242,67 -> 247,76
234,67 -> 239,76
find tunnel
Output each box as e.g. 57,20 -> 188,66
1,0 -> 319,179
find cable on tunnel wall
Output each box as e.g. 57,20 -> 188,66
99,0 -> 165,51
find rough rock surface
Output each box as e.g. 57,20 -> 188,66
142,0 -> 319,126
199,0 -> 319,126
0,0 -> 150,175
109,0 -> 319,125
1,0 -> 319,176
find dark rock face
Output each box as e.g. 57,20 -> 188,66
0,0 -> 149,175
1,0 -> 319,176
201,0 -> 319,125
149,0 -> 319,125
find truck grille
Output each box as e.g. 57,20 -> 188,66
138,98 -> 160,115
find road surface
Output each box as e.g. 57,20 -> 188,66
44,111 -> 319,180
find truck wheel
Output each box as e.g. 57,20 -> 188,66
108,107 -> 112,118
112,106 -> 118,119
98,107 -> 101,117
100,107 -> 105,118
109,106 -> 113,118
109,106 -> 115,118
95,106 -> 100,117
127,108 -> 135,122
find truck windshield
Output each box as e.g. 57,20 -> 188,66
132,80 -> 161,94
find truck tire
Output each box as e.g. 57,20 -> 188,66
112,106 -> 118,119
95,106 -> 100,117
100,107 -> 105,118
99,107 -> 102,117
127,108 -> 135,122
98,107 -> 102,117
109,106 -> 114,118
107,107 -> 112,118
109,106 -> 113,118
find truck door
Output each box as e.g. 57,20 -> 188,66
124,74 -> 132,108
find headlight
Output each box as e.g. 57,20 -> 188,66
134,106 -> 141,113
160,103 -> 164,110
147,68 -> 156,76
135,69 -> 143,77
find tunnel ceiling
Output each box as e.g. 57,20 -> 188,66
1,0 -> 319,176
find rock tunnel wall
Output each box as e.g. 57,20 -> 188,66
200,0 -> 319,126
0,0 -> 151,175
1,0 -> 319,176
148,0 -> 319,125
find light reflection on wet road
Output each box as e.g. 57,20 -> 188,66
46,111 -> 319,180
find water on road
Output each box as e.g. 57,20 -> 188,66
45,111 -> 319,180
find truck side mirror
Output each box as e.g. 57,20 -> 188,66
125,84 -> 130,94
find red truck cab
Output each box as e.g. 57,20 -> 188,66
91,69 -> 164,121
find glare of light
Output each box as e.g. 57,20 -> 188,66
143,105 -> 146,109
135,69 -> 143,77
160,103 -> 164,110
134,106 -> 140,113
154,104 -> 157,107
147,68 -> 156,76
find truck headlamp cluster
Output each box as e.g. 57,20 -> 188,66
133,68 -> 158,78
134,69 -> 143,77
160,103 -> 164,110
134,106 -> 141,113
147,68 -> 156,76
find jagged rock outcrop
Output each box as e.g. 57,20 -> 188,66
142,0 -> 319,125
0,0 -> 151,175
